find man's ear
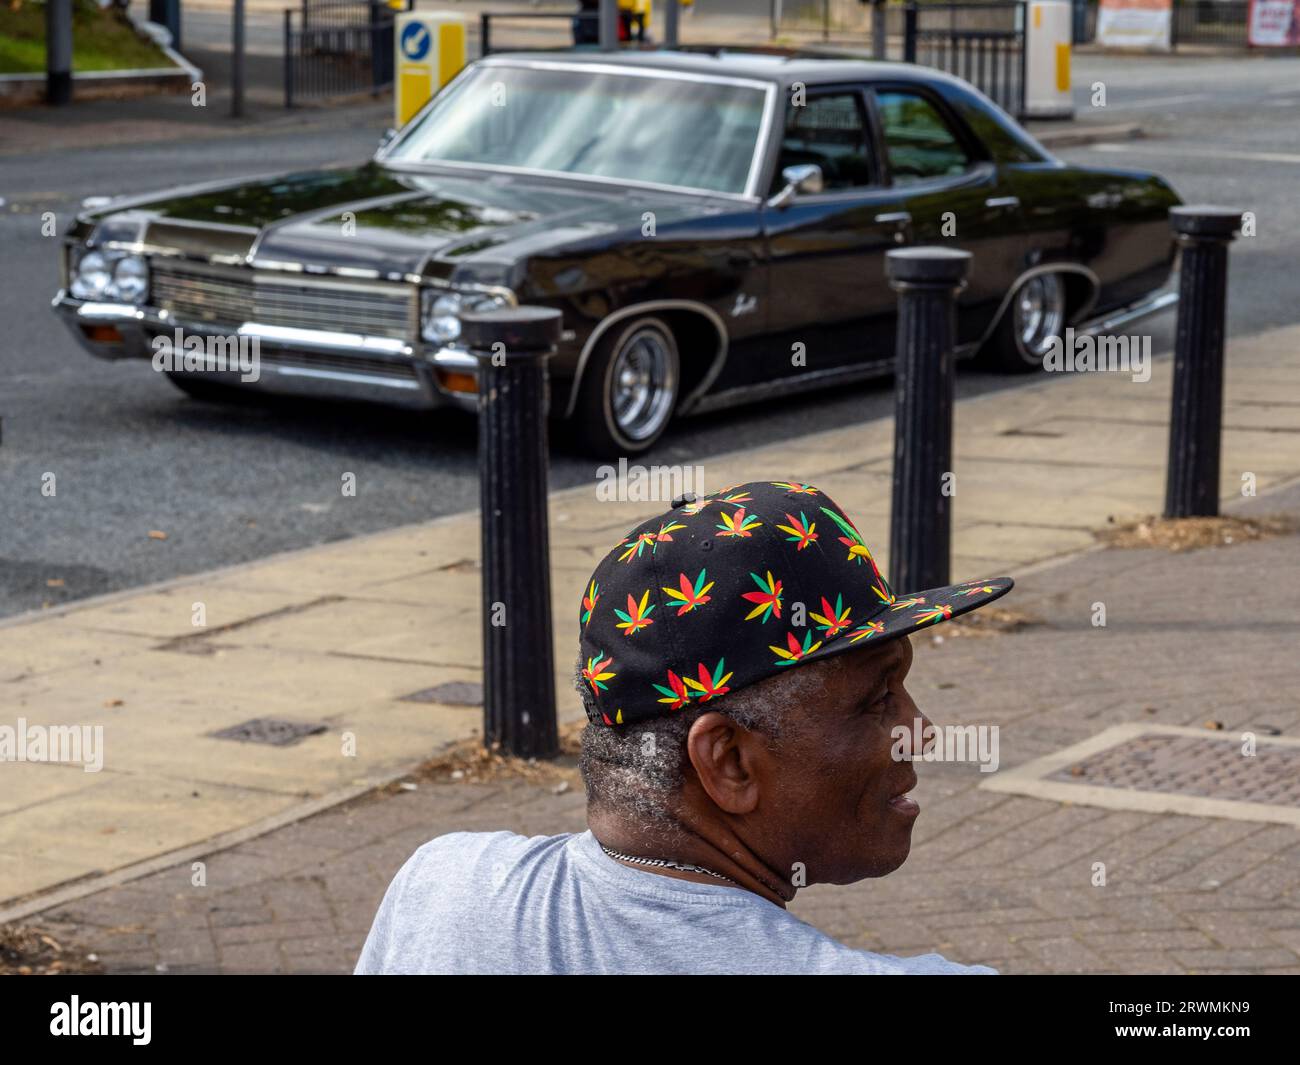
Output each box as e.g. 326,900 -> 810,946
682,712 -> 766,816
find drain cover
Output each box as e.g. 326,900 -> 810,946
210,718 -> 329,746
400,681 -> 483,706
1048,731 -> 1300,805
982,724 -> 1300,826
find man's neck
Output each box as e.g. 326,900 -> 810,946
588,811 -> 795,907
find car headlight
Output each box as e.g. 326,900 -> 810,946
421,289 -> 510,345
70,250 -> 111,300
69,248 -> 149,304
111,256 -> 149,303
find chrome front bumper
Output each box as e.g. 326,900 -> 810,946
51,292 -> 480,411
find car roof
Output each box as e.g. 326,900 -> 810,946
480,49 -> 949,90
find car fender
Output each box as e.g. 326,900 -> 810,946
972,261 -> 1102,353
561,299 -> 730,419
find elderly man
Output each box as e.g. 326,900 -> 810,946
356,479 -> 1011,974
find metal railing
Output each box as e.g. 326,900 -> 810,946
284,0 -> 411,107
905,3 -> 1025,117
479,10 -> 584,56
1171,0 -> 1251,47
1081,0 -> 1266,49
773,0 -> 883,37
478,6 -> 657,55
773,1 -> 1027,118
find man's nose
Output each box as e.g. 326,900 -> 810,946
913,707 -> 937,757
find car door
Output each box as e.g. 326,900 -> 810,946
868,84 -> 1029,346
759,85 -> 914,383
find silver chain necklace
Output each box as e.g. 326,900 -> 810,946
599,843 -> 739,886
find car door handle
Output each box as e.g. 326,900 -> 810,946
985,196 -> 1020,209
874,211 -> 912,225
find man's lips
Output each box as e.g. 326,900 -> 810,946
887,771 -> 920,816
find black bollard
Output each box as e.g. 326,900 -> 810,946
46,0 -> 73,106
463,306 -> 563,760
232,0 -> 246,119
1164,206 -> 1243,519
872,0 -> 887,60
150,0 -> 182,52
887,246 -> 971,593
664,0 -> 680,47
599,0 -> 619,51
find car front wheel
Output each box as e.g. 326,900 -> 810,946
572,317 -> 679,457
985,273 -> 1068,373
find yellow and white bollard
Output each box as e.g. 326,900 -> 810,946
395,12 -> 468,128
1023,1 -> 1074,119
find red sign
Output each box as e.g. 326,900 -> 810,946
1249,0 -> 1300,46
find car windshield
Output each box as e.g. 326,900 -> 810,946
385,64 -> 768,196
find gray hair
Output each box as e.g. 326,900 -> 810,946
575,653 -> 832,837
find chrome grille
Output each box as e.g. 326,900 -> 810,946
272,351 -> 418,381
150,260 -> 414,341
151,262 -> 252,325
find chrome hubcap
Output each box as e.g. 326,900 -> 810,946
1015,274 -> 1066,361
610,328 -> 674,443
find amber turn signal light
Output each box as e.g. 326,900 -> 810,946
435,370 -> 479,394
81,324 -> 123,344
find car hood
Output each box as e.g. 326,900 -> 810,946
84,162 -> 734,284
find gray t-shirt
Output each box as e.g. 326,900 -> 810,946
355,829 -> 996,975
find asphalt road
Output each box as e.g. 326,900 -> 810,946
0,52 -> 1296,620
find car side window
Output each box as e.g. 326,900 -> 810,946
770,91 -> 873,194
875,90 -> 972,185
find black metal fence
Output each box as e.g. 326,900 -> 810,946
773,0 -> 883,36
1171,0 -> 1251,47
904,3 -> 1025,116
1078,0 -> 1263,48
774,2 -> 1027,118
284,0 -> 411,107
479,11 -> 582,56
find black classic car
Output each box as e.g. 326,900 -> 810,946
54,51 -> 1181,455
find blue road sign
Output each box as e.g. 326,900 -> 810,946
401,21 -> 432,62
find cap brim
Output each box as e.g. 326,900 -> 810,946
801,576 -> 1015,666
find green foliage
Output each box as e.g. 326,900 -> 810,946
0,2 -> 174,74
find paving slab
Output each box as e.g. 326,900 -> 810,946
1,322 -> 1299,911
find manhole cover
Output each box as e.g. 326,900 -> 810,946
1047,732 -> 1300,805
400,681 -> 483,706
210,718 -> 329,746
982,724 -> 1300,826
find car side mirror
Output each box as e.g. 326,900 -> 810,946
377,127 -> 398,153
767,164 -> 824,209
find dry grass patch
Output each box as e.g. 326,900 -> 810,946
391,720 -> 586,793
0,924 -> 102,975
1098,514 -> 1297,553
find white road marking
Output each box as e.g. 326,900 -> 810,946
1088,143 -> 1300,166
1096,94 -> 1209,111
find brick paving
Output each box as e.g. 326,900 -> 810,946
1044,732 -> 1300,804
18,484 -> 1300,974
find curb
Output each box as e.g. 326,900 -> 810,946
1031,121 -> 1145,148
0,11 -> 201,110
0,762 -> 425,928
0,99 -> 393,159
7,462 -> 1298,924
